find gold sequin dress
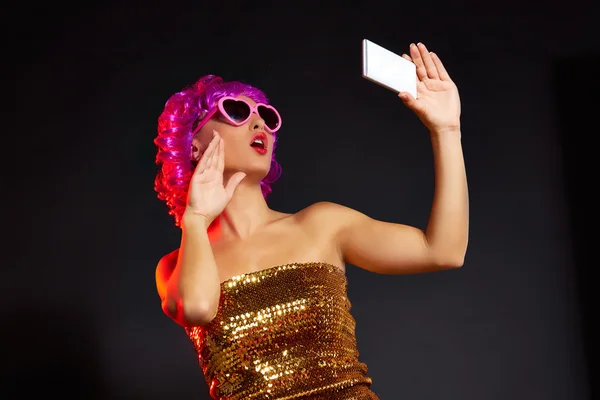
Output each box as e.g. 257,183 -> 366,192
185,262 -> 379,399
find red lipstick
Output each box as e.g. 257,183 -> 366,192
250,132 -> 268,155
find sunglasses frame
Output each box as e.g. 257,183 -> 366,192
192,96 -> 282,135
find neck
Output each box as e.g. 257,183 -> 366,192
219,175 -> 271,239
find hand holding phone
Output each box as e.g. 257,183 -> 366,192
362,39 -> 417,99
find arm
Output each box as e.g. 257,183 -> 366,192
156,215 -> 221,327
156,133 -> 245,327
323,128 -> 468,274
327,42 -> 468,274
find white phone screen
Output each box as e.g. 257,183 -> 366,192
362,39 -> 417,98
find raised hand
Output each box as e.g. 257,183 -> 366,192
399,42 -> 461,133
184,131 -> 246,224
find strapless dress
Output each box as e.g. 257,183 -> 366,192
185,262 -> 378,399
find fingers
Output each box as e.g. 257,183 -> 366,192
208,132 -> 219,170
398,91 -> 418,109
431,52 -> 451,81
208,132 -> 223,169
410,42 -> 439,80
401,53 -> 412,62
225,171 -> 247,200
194,131 -> 219,175
410,43 -> 428,81
217,133 -> 225,173
418,43 -> 439,80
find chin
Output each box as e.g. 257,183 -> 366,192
248,164 -> 271,181
227,149 -> 272,179
229,161 -> 270,181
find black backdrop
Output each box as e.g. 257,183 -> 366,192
5,1 -> 598,399
554,54 -> 598,400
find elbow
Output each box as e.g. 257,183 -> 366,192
432,240 -> 468,270
181,298 -> 219,327
162,297 -> 218,327
445,257 -> 464,269
433,252 -> 465,270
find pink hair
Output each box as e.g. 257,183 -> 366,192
154,75 -> 282,227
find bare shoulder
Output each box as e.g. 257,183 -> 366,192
157,248 -> 179,270
155,248 -> 179,299
293,201 -> 364,230
295,201 -> 361,219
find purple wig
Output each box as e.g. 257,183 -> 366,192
154,75 -> 282,227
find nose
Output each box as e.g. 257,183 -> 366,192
250,113 -> 265,131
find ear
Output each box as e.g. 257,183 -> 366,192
191,136 -> 204,161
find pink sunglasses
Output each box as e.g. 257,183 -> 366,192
193,96 -> 282,135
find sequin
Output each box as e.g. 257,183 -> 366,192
185,262 -> 379,399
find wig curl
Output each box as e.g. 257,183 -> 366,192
154,75 -> 282,227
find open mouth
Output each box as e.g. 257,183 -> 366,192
250,132 -> 268,154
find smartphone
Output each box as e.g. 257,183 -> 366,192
362,39 -> 417,98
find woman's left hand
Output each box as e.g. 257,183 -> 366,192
399,42 -> 461,134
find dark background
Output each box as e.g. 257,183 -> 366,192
5,0 -> 598,399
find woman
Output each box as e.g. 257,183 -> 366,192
154,42 -> 468,399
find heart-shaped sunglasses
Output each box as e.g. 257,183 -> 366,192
193,96 -> 282,135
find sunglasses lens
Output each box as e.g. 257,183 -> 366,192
258,106 -> 280,131
222,99 -> 250,123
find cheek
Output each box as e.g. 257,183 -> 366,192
200,122 -> 236,146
